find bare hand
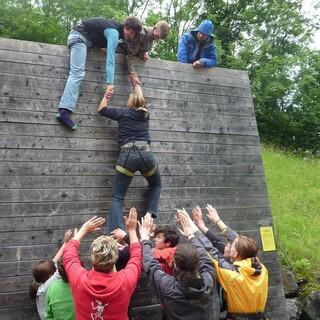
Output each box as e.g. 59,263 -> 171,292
104,84 -> 114,100
111,228 -> 127,242
139,212 -> 154,240
192,206 -> 207,233
63,229 -> 74,243
124,207 -> 138,231
205,204 -> 220,223
192,60 -> 203,68
128,73 -> 141,86
80,216 -> 105,234
177,211 -> 193,237
139,52 -> 149,61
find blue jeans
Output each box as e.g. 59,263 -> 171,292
107,148 -> 161,233
58,30 -> 91,113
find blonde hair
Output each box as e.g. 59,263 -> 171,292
128,91 -> 145,109
128,85 -> 149,115
155,21 -> 170,39
91,236 -> 118,273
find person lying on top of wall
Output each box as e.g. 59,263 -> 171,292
177,208 -> 269,320
123,21 -> 170,87
177,19 -> 217,68
57,16 -> 142,130
98,84 -> 161,233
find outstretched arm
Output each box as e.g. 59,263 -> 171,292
206,204 -> 238,242
52,229 -> 74,263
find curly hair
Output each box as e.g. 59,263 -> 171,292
91,235 -> 119,273
155,226 -> 179,247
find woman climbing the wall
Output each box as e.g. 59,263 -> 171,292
98,85 -> 161,233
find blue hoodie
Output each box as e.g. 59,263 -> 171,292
177,20 -> 217,67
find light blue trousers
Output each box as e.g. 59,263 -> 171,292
58,30 -> 90,113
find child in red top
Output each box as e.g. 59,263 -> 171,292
63,208 -> 142,320
152,226 -> 179,275
111,225 -> 179,274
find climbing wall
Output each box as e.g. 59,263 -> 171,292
0,38 -> 288,319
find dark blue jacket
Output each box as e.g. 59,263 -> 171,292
177,21 -> 217,67
99,107 -> 150,146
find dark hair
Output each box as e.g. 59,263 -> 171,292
174,243 -> 199,286
57,259 -> 69,283
123,16 -> 142,34
29,260 -> 56,299
155,226 -> 179,247
235,235 -> 259,259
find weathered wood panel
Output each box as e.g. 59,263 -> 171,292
0,37 -> 287,319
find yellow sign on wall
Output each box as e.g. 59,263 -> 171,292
260,226 -> 276,251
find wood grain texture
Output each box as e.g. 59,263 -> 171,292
0,37 -> 288,319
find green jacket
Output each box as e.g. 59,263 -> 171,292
45,279 -> 75,320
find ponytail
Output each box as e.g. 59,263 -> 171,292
29,281 -> 39,299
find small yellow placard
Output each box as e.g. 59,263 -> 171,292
260,226 -> 276,251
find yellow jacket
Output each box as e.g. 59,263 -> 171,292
211,256 -> 268,313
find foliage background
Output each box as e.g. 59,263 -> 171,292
1,0 -> 318,154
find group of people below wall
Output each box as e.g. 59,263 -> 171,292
30,206 -> 269,320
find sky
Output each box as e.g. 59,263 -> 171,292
302,0 -> 320,49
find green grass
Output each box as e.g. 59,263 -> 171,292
262,145 -> 320,290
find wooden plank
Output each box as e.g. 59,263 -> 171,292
0,60 -> 252,97
0,186 -> 268,203
0,200 -> 271,218
0,174 -> 266,190
0,95 -> 255,117
0,161 -> 264,176
0,135 -> 261,156
0,94 -> 255,120
0,72 -> 254,107
0,149 -> 264,166
0,110 -> 258,136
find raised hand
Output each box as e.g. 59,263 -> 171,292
110,228 -> 127,242
81,216 -> 105,234
192,205 -> 208,234
176,208 -> 199,233
139,212 -> 154,241
63,229 -> 74,243
73,216 -> 105,242
205,204 -> 221,224
124,207 -> 138,232
177,211 -> 193,237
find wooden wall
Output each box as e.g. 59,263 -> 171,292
0,38 -> 288,319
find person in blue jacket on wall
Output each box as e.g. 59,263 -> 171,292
177,19 -> 217,68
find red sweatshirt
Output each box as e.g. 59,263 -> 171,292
63,239 -> 142,320
152,247 -> 176,275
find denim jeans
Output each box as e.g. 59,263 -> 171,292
107,148 -> 161,233
58,30 -> 91,113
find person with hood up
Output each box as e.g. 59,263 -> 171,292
139,212 -> 218,320
178,208 -> 269,320
62,208 -> 142,320
177,19 -> 217,68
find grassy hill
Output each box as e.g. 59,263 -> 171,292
262,146 -> 320,291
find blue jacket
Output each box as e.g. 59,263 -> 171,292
177,21 -> 217,67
